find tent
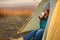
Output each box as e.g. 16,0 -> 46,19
43,0 -> 60,40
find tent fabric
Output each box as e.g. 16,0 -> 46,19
21,0 -> 48,32
45,0 -> 60,40
42,0 -> 57,40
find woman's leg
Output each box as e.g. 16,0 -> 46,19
33,29 -> 44,40
24,29 -> 38,40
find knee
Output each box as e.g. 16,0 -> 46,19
38,29 -> 44,32
34,29 -> 44,40
36,29 -> 44,35
32,29 -> 38,33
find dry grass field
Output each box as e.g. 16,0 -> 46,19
0,5 -> 36,40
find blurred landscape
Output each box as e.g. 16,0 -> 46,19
0,5 -> 36,40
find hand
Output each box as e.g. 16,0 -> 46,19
38,14 -> 44,19
38,12 -> 46,20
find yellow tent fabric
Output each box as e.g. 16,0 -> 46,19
42,0 -> 57,40
46,0 -> 60,40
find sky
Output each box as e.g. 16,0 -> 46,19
0,0 -> 42,7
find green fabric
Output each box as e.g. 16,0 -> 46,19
40,17 -> 48,29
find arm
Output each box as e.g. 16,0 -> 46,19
38,12 -> 46,20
